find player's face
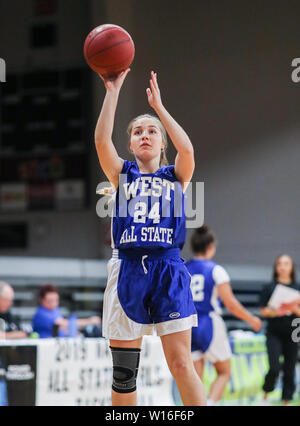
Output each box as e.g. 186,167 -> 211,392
41,292 -> 59,311
130,118 -> 165,161
276,255 -> 293,280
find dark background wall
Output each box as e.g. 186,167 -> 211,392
0,0 -> 299,266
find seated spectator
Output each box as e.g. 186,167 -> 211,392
32,284 -> 101,338
0,281 -> 28,339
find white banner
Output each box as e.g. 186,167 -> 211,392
36,337 -> 174,406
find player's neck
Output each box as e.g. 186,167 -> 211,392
194,254 -> 210,260
136,158 -> 161,174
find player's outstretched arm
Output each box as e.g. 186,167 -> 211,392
146,71 -> 195,190
95,70 -> 130,189
218,283 -> 262,332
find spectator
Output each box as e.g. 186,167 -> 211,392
0,281 -> 28,339
32,284 -> 101,338
259,254 -> 300,406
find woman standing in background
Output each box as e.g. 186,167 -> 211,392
259,254 -> 300,405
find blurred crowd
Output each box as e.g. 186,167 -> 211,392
0,281 -> 102,340
0,253 -> 299,405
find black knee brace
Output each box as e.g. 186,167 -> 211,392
110,347 -> 141,394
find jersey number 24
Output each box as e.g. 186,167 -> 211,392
134,202 -> 160,224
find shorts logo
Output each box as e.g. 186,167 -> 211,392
169,312 -> 181,319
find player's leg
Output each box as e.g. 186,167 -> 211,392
160,329 -> 206,406
208,359 -> 231,405
200,313 -> 232,405
110,337 -> 143,406
193,358 -> 205,379
104,256 -> 152,406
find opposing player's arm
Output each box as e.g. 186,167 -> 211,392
218,282 -> 262,332
95,70 -> 130,188
147,72 -> 195,190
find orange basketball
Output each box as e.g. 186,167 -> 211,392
84,24 -> 135,79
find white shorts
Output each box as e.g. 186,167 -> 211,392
191,312 -> 232,364
102,256 -> 198,341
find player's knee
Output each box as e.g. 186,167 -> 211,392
215,362 -> 231,379
169,357 -> 191,378
219,370 -> 231,382
110,347 -> 141,394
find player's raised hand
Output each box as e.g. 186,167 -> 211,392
99,69 -> 131,92
147,71 -> 163,111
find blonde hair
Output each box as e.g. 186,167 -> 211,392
127,114 -> 169,167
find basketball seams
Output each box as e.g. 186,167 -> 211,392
88,38 -> 132,60
86,26 -> 119,52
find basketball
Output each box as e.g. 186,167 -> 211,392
84,24 -> 135,79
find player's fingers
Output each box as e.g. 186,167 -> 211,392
150,71 -> 156,88
118,70 -> 126,79
152,71 -> 159,90
153,71 -> 158,86
118,69 -> 130,85
123,68 -> 131,78
150,79 -> 156,94
99,74 -> 109,87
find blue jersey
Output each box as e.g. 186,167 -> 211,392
112,161 -> 186,250
186,259 -> 230,315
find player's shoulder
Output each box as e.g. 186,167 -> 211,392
158,164 -> 176,180
185,259 -> 216,272
212,264 -> 230,285
121,160 -> 138,174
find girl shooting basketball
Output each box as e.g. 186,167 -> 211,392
95,69 -> 206,406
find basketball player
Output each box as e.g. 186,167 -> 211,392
95,70 -> 206,406
186,226 -> 262,406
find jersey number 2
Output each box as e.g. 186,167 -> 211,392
190,274 -> 205,302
